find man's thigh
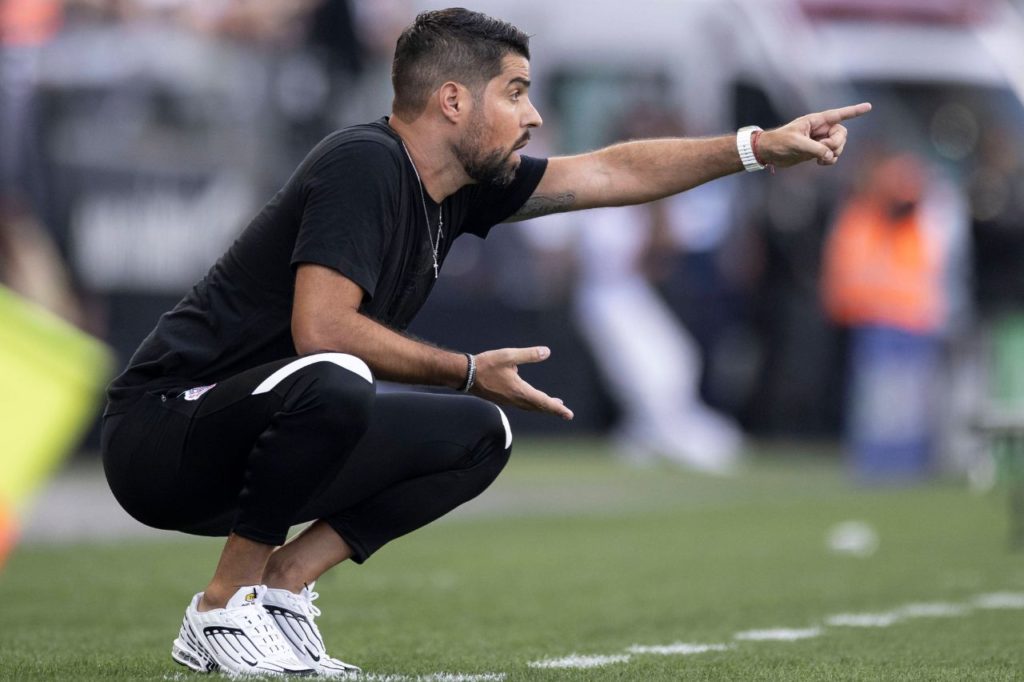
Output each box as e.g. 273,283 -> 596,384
104,354 -> 373,534
178,354 -> 376,529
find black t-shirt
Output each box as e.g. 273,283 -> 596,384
106,117 -> 548,412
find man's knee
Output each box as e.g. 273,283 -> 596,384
458,397 -> 513,467
487,403 -> 513,454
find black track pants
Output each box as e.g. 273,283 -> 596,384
101,353 -> 513,562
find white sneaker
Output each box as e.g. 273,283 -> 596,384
171,585 -> 315,677
263,583 -> 361,677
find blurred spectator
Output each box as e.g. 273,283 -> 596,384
36,0 -> 378,368
339,0 -> 411,123
658,175 -> 762,424
573,108 -> 744,474
743,161 -> 843,438
0,198 -> 83,325
0,0 -> 62,211
822,152 -> 968,480
969,120 -> 1024,410
970,121 -> 1024,315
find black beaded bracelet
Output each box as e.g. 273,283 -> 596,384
460,352 -> 477,392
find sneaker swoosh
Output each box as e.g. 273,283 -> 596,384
303,644 -> 321,662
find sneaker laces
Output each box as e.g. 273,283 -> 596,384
298,586 -> 329,652
304,587 -> 322,619
228,586 -> 291,656
276,585 -> 360,673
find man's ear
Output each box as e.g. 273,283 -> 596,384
438,81 -> 468,123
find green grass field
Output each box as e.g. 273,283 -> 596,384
2,440 -> 1023,681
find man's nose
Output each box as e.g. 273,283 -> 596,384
525,100 -> 543,129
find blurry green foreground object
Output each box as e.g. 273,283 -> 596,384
0,284 -> 112,568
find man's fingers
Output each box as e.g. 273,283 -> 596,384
518,381 -> 574,420
780,105 -> 862,166
795,136 -> 834,163
477,346 -> 572,418
549,399 -> 574,421
506,346 -> 551,366
819,123 -> 844,146
819,125 -> 847,156
830,129 -> 847,158
821,102 -> 872,125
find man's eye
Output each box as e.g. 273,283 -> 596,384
511,90 -> 521,101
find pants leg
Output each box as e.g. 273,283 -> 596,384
297,392 -> 513,563
102,355 -> 513,558
103,353 -> 376,545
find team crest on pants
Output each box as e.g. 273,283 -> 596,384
183,385 -> 216,401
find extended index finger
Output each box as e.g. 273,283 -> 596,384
821,102 -> 872,125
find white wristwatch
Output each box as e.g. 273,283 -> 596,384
736,125 -> 766,172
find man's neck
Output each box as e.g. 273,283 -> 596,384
388,115 -> 471,203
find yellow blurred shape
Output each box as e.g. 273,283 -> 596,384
0,284 -> 112,566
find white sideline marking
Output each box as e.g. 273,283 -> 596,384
628,642 -> 730,655
251,353 -> 372,394
734,627 -> 822,641
361,674 -> 505,682
898,602 -> 970,618
417,671 -> 505,675
528,654 -> 631,669
825,613 -> 901,628
827,601 -> 971,628
972,592 -> 1024,609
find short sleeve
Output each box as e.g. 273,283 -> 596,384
461,155 -> 549,238
291,140 -> 400,299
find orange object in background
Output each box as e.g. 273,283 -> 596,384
0,498 -> 15,568
0,0 -> 62,46
822,154 -> 944,334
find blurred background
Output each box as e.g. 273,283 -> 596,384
7,5 -> 1024,674
4,0 -> 1024,499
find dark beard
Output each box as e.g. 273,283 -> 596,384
454,117 -> 518,187
458,146 -> 517,187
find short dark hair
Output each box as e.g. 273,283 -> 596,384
391,8 -> 530,117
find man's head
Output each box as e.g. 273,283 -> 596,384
392,8 -> 542,186
392,8 -> 530,118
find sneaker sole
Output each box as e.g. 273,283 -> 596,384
172,637 -> 217,673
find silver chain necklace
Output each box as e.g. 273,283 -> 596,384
400,141 -> 444,279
